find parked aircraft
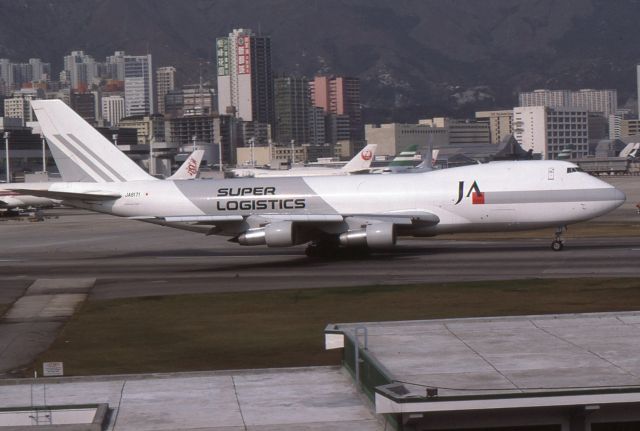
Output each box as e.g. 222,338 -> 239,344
0,191 -> 55,212
231,144 -> 377,177
167,150 -> 204,180
8,100 -> 626,256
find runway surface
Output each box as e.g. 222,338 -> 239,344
0,176 -> 639,378
1,208 -> 640,302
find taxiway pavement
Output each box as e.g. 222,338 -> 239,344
1,205 -> 640,300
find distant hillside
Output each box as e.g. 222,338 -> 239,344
1,0 -> 639,122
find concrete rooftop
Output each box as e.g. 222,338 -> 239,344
0,367 -> 382,431
334,312 -> 640,399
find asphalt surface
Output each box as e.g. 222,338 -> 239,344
0,175 -> 638,398
0,209 -> 639,301
0,173 -> 638,301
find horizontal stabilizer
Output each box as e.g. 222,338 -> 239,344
8,188 -> 121,201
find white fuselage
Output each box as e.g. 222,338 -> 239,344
28,161 -> 625,237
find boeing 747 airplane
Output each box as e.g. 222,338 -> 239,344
7,100 -> 626,256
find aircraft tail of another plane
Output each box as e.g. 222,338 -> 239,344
31,99 -> 156,183
167,150 -> 205,180
341,144 -> 377,173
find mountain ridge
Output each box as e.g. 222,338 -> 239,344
1,0 -> 639,122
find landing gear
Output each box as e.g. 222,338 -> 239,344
305,239 -> 340,258
551,226 -> 566,251
305,239 -> 370,259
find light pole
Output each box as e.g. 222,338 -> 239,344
249,138 -> 255,167
3,132 -> 9,183
149,137 -> 155,176
40,134 -> 47,173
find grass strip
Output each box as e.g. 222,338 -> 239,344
33,277 -> 640,376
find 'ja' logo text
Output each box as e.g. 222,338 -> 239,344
455,180 -> 484,205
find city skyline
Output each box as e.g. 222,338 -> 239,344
1,0 -> 640,123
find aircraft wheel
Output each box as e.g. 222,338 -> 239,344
551,240 -> 564,251
305,242 -> 337,258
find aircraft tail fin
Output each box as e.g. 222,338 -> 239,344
341,144 -> 377,173
31,99 -> 156,183
167,150 -> 205,180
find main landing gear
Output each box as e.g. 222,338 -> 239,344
305,239 -> 370,259
305,240 -> 338,258
551,226 -> 566,251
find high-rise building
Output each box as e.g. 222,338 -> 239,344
0,58 -> 50,94
519,88 -> 617,117
519,89 -> 571,108
164,85 -> 215,117
475,110 -> 513,144
513,106 -> 589,160
124,54 -> 154,116
3,88 -> 43,125
308,106 -> 326,145
0,59 -> 12,92
419,117 -> 491,146
70,92 -> 96,124
309,75 -> 364,146
64,51 -> 97,92
216,28 -> 274,128
3,97 -> 33,125
101,95 -> 125,127
621,119 -> 640,137
156,66 -> 176,115
637,64 -> 640,118
105,51 -> 126,80
570,89 -> 617,118
365,123 -> 449,157
274,76 -> 310,144
28,58 -> 50,83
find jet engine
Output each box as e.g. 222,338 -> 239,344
339,223 -> 396,249
237,221 -> 299,247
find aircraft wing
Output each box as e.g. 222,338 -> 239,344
344,211 -> 440,226
130,211 -> 439,237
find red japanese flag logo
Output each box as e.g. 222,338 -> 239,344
472,192 -> 485,205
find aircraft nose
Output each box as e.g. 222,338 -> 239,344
611,187 -> 626,203
607,186 -> 626,210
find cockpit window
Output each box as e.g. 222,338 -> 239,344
567,167 -> 582,173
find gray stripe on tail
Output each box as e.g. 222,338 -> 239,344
67,134 -> 127,182
53,134 -> 114,182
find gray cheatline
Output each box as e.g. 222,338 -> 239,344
52,134 -> 114,182
67,134 -> 127,182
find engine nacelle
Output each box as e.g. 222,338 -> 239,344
237,221 -> 298,247
339,223 -> 396,249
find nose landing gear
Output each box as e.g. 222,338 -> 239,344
551,226 -> 566,251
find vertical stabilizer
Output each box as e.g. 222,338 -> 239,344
341,144 -> 377,173
167,150 -> 205,180
31,99 -> 155,182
